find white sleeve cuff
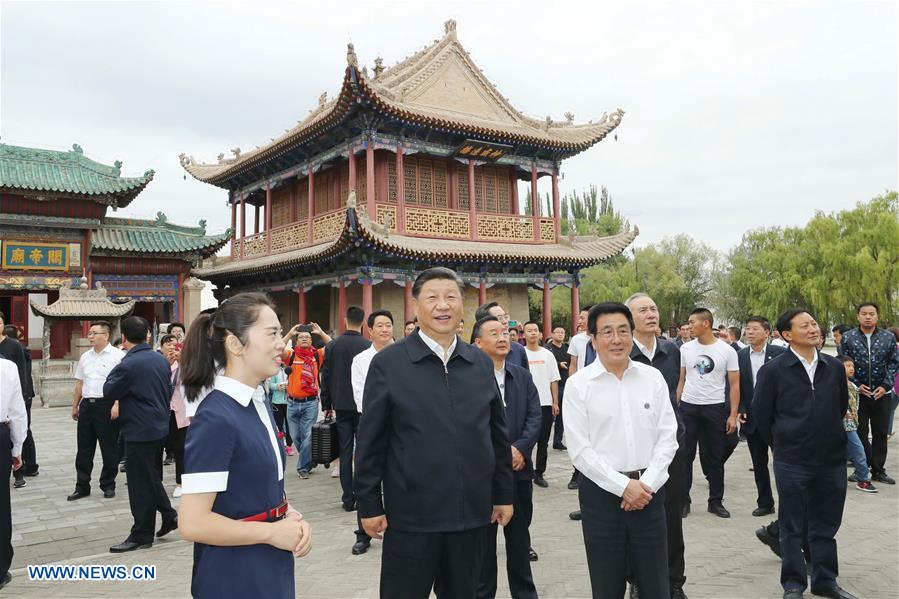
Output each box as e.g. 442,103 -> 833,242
182,471 -> 229,494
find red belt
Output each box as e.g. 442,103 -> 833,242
240,500 -> 289,522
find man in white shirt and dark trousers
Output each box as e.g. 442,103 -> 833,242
523,321 -> 560,489
69,320 -> 125,501
676,308 -> 740,519
0,355 -> 28,589
566,303 -> 678,598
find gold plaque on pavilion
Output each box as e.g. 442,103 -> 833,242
2,241 -> 70,271
454,140 -> 513,162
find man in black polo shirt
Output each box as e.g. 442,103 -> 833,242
104,316 -> 178,553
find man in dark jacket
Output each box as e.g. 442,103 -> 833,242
475,301 -> 530,372
753,309 -> 855,599
355,268 -> 514,599
320,305 -> 371,513
474,316 -> 542,599
104,316 -> 178,553
625,293 -> 688,599
2,323 -> 37,485
737,316 -> 786,518
838,302 -> 899,485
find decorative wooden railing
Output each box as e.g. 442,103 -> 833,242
230,204 -> 559,261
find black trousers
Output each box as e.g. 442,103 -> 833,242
336,409 -> 360,507
552,385 -> 565,447
74,398 -> 119,493
125,437 -> 177,545
773,461 -> 846,592
164,410 -> 177,459
745,429 -> 775,510
271,403 -> 292,447
477,480 -> 537,599
680,402 -> 726,505
0,425 -> 12,580
579,476 -> 668,599
13,397 -> 37,481
173,425 -> 187,485
534,406 -> 553,476
857,395 -> 890,476
380,525 -> 489,599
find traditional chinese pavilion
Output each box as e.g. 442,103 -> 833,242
0,142 -> 231,358
183,20 -> 636,337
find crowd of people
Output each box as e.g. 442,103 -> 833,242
1,268 -> 898,598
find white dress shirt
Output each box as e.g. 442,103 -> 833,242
790,347 -> 819,384
352,345 -> 378,413
564,358 -> 678,497
74,343 -> 125,398
1,358 -> 28,457
633,337 -> 657,362
418,329 -> 457,366
749,345 -> 767,385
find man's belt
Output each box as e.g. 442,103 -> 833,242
82,397 -> 111,403
619,469 -> 647,480
287,395 -> 318,403
240,499 -> 289,522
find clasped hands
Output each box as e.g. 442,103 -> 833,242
620,479 -> 654,511
270,509 -> 312,558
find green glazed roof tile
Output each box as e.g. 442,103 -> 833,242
93,213 -> 233,258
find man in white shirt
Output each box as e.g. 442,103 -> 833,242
565,302 -> 678,599
0,356 -> 27,589
69,320 -> 125,501
523,321 -> 560,488
566,306 -> 593,376
676,308 -> 740,519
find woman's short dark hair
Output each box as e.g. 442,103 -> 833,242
367,309 -> 394,328
159,334 -> 177,347
587,303 -> 635,335
181,292 -> 275,401
412,267 -> 463,298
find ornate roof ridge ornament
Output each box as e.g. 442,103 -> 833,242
347,43 -> 358,68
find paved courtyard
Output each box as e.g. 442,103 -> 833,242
6,405 -> 898,598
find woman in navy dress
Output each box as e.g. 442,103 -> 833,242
178,293 -> 312,598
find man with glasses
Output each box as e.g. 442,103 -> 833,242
476,302 -> 529,371
68,321 -> 125,501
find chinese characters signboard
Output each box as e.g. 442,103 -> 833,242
2,241 -> 70,271
453,140 -> 513,162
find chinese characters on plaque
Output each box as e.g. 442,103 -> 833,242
1,241 -> 73,271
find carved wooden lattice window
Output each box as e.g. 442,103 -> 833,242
354,164 -> 366,206
496,169 -> 510,213
483,168 -> 497,213
314,172 -> 330,215
339,165 -> 350,207
403,156 -> 449,208
403,160 -> 416,204
387,160 -> 398,203
457,169 -> 470,210
474,167 -> 485,211
298,181 -> 309,220
433,161 -> 447,208
271,188 -> 291,227
419,160 -> 433,207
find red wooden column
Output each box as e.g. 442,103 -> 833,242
404,279 -> 413,324
240,196 -> 246,238
530,165 -> 540,242
468,160 -> 477,240
542,278 -> 552,341
297,287 -> 307,324
254,204 -> 260,234
479,279 -> 487,305
230,200 -> 237,254
306,168 -> 315,246
510,169 -> 519,215
366,143 -> 376,220
395,144 -> 405,233
265,185 -> 273,254
348,146 -> 356,192
551,169 -> 561,242
362,278 -> 373,340
337,279 -> 347,334
570,275 -> 580,335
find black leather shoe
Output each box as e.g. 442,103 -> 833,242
103,489 -> 115,499
342,502 -> 356,512
755,526 -> 782,557
0,572 -> 11,590
708,502 -> 730,518
552,443 -> 567,450
810,585 -> 857,599
351,540 -> 370,555
670,580 -> 688,599
568,510 -> 581,521
67,490 -> 90,501
752,506 -> 775,517
24,469 -> 39,477
783,590 -> 804,599
156,519 -> 178,538
681,503 -> 690,518
567,474 -> 579,490
109,540 -> 152,553
13,478 -> 25,489
872,472 -> 896,485
534,476 -> 548,488
528,547 -> 538,561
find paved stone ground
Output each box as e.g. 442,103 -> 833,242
6,405 -> 898,598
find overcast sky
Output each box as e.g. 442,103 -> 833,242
2,1 -> 896,257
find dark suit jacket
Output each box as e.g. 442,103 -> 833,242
629,337 -> 685,450
737,344 -> 786,433
354,333 -> 513,533
508,341 -> 530,371
103,343 -> 173,443
502,362 -> 542,481
320,330 -> 371,412
752,350 -> 848,467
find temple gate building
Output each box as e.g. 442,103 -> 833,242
183,20 -> 636,338
0,142 -> 230,361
